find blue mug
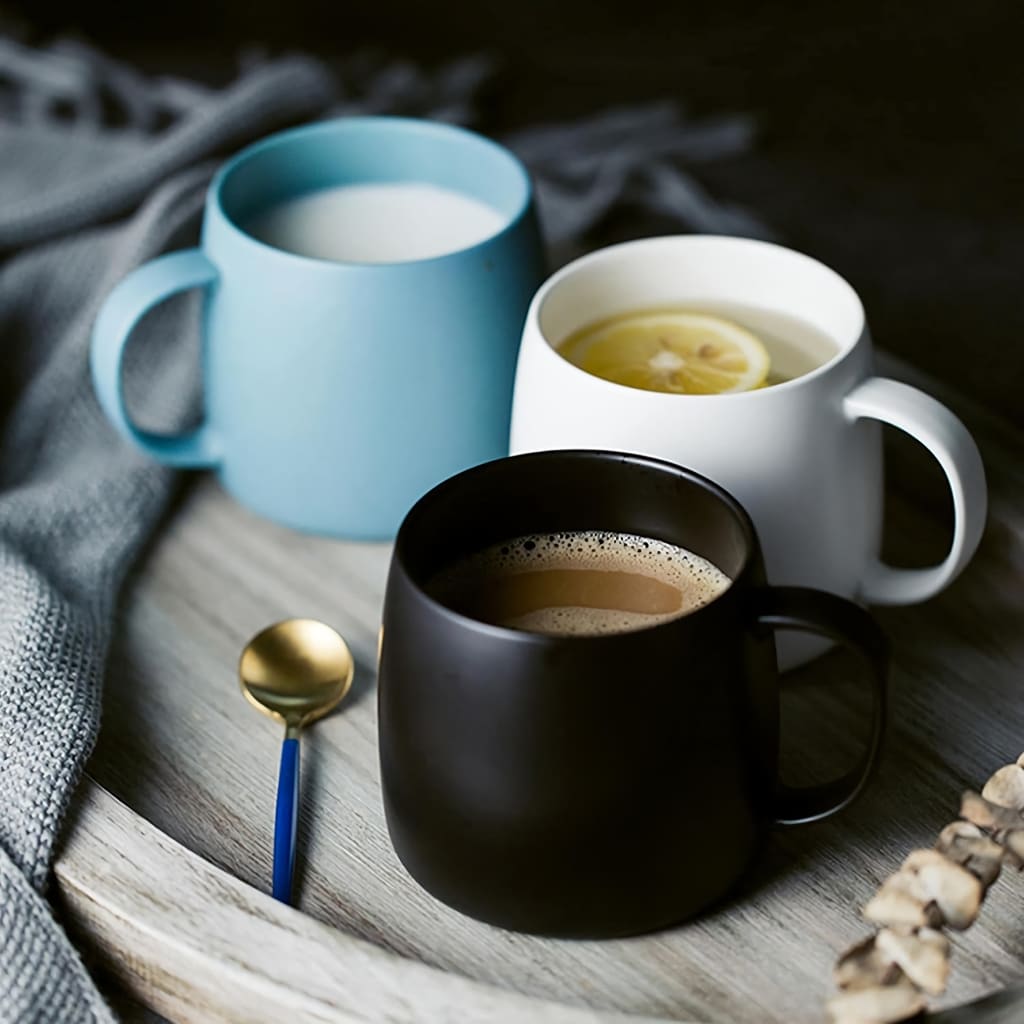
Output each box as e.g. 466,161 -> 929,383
91,117 -> 545,539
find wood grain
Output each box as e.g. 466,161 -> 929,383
56,357 -> 1024,1023
56,786 -> 665,1023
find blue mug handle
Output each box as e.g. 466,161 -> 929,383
91,249 -> 221,467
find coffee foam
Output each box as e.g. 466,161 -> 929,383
506,606 -> 688,636
434,530 -> 731,637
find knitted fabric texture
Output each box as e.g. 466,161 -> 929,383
0,47 -> 336,1024
0,38 -> 765,1022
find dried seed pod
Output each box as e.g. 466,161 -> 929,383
864,871 -> 942,930
960,791 -> 1024,868
903,849 -> 983,930
875,927 -> 950,996
1002,830 -> 1024,867
835,935 -> 903,991
981,764 -> 1024,811
960,790 -> 1024,833
938,820 -> 985,843
826,979 -> 927,1024
935,821 -> 1003,887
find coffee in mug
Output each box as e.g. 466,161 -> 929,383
378,450 -> 888,936
426,529 -> 730,636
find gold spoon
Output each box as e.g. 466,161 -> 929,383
239,618 -> 354,904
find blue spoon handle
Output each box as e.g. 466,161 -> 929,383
272,735 -> 300,903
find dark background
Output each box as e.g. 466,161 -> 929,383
4,0 -> 1023,423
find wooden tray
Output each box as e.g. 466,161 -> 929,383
55,359 -> 1024,1023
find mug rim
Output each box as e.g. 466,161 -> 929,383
207,115 -> 535,270
532,234 -> 867,400
393,449 -> 758,645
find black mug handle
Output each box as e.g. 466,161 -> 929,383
751,586 -> 889,826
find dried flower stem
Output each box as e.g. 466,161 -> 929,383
827,752 -> 1024,1024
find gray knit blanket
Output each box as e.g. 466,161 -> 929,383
0,38 -> 766,1022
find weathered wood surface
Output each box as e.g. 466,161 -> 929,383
56,786 -> 657,1023
56,358 -> 1024,1023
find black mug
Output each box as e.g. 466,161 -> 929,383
378,451 -> 887,937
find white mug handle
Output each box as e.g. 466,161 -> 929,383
843,377 -> 987,605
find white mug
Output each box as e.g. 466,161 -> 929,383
510,236 -> 986,655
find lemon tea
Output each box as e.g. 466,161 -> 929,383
556,303 -> 838,394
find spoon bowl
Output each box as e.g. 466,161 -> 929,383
240,619 -> 354,734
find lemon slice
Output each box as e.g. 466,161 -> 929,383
558,310 -> 770,395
